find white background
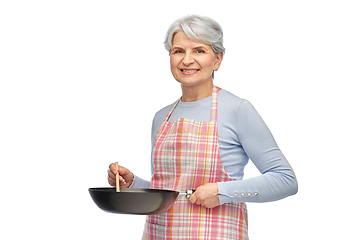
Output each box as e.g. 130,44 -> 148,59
1,1 -> 359,239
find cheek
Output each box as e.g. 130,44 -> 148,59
170,57 -> 178,70
200,56 -> 216,70
170,57 -> 183,76
170,58 -> 180,78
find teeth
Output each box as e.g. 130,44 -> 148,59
182,69 -> 198,72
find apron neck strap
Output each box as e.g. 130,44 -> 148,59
210,86 -> 220,122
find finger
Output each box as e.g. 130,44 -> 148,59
108,175 -> 126,187
108,169 -> 116,180
118,175 -> 126,184
109,163 -> 118,175
117,165 -> 130,176
118,166 -> 133,183
108,176 -> 115,186
108,166 -> 118,186
189,194 -> 197,204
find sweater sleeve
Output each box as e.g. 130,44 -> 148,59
129,174 -> 151,188
217,100 -> 298,204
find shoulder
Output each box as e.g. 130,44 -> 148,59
218,89 -> 252,112
152,101 -> 176,124
219,89 -> 244,102
218,89 -> 260,124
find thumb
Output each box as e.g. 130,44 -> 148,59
118,165 -> 128,175
189,193 -> 197,204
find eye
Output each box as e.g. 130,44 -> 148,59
172,49 -> 184,54
196,49 -> 205,54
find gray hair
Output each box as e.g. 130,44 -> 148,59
164,15 -> 225,55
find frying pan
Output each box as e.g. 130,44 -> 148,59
88,188 -> 194,215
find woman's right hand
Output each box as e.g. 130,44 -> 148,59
107,163 -> 134,188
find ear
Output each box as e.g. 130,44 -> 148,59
214,52 -> 224,71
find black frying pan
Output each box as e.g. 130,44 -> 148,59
88,188 -> 194,215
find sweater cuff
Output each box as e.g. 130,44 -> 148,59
129,174 -> 151,189
217,179 -> 260,204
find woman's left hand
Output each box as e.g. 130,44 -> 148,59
189,183 -> 220,208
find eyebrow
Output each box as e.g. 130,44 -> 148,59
172,45 -> 208,50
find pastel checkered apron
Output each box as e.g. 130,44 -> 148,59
142,86 -> 248,240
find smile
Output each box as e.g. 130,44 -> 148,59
181,69 -> 199,74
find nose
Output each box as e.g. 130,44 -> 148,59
182,52 -> 194,66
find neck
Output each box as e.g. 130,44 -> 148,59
181,81 -> 214,102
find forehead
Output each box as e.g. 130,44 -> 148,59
172,31 -> 211,49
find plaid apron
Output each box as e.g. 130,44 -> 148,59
143,86 -> 248,240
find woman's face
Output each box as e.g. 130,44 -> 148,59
170,31 -> 223,88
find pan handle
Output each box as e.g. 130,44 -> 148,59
178,189 -> 195,199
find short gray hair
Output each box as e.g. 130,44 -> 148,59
164,15 -> 225,55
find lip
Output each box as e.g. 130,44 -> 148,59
180,69 -> 200,75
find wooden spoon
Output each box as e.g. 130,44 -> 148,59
115,162 -> 120,192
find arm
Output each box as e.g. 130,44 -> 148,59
217,100 -> 298,204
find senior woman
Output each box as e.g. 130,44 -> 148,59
107,15 -> 298,239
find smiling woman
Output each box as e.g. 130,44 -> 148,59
107,15 -> 297,240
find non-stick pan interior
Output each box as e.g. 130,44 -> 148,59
88,188 -> 179,215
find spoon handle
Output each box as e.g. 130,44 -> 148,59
115,162 -> 120,192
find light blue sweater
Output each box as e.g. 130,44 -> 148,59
131,89 -> 298,204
